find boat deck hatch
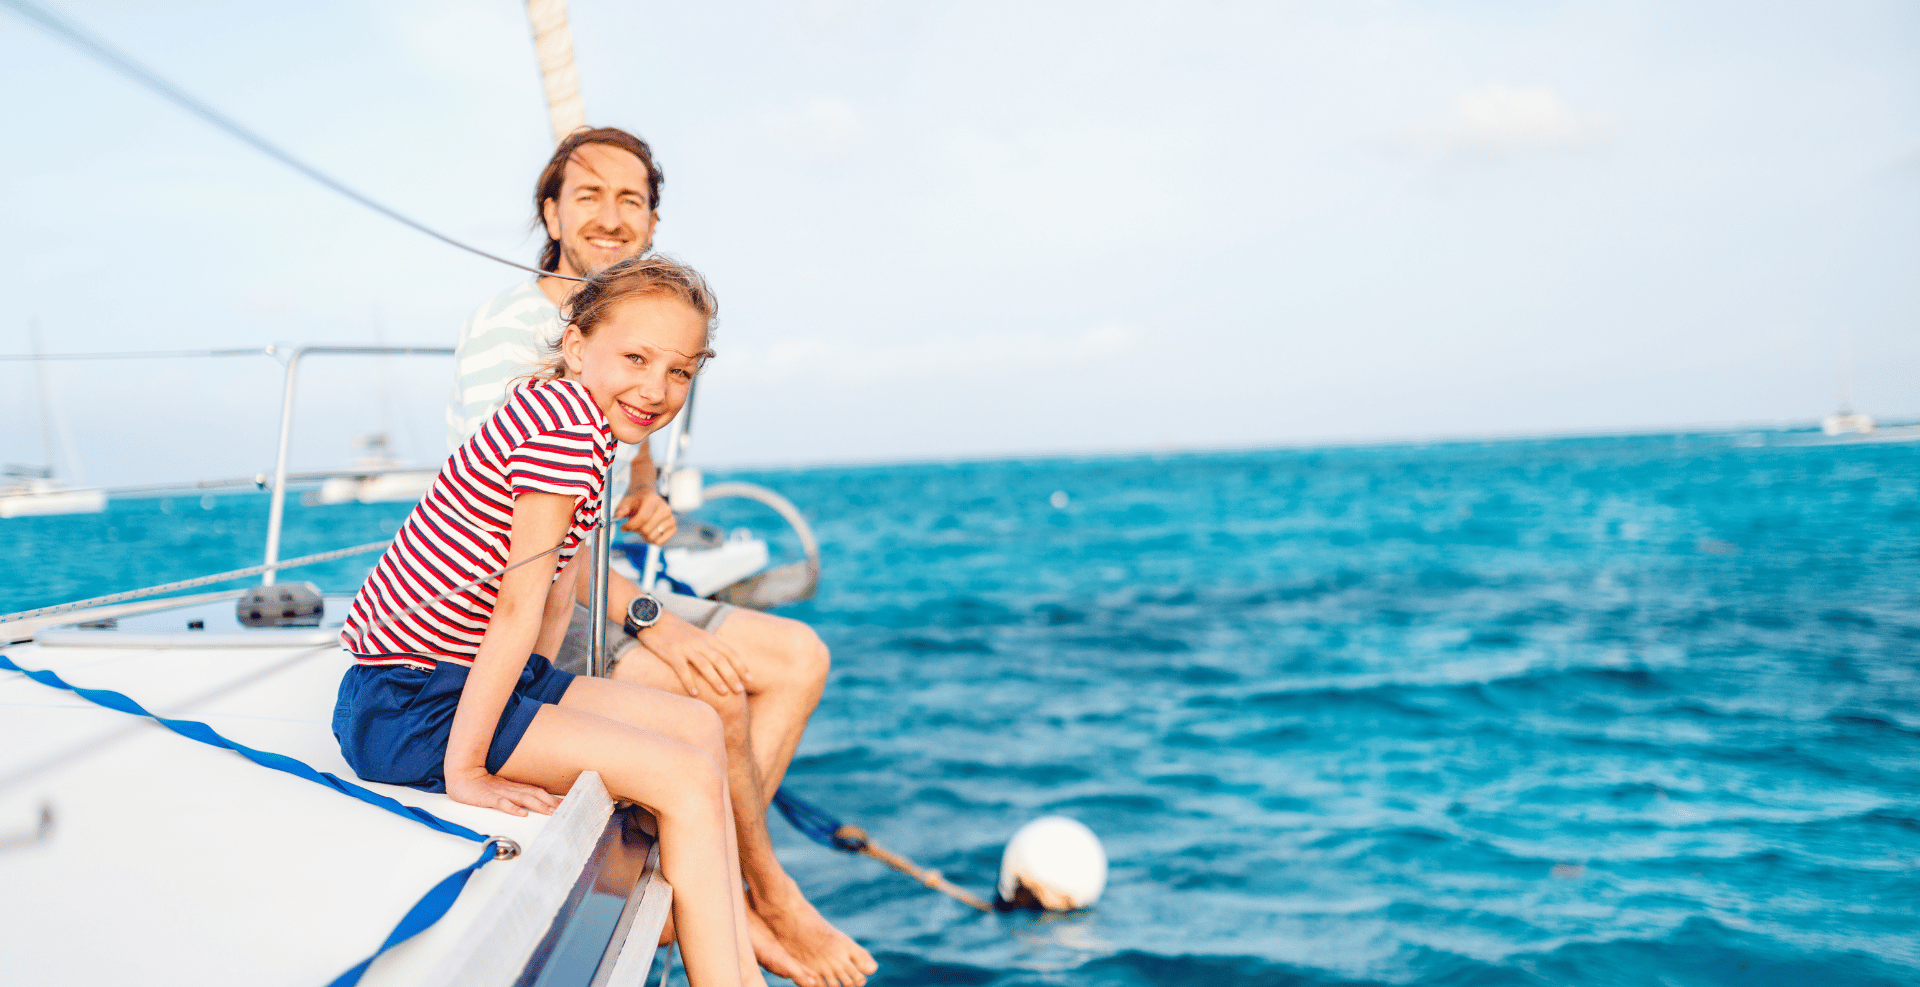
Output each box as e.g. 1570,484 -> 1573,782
35,596 -> 354,648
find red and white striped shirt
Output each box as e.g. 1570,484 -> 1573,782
341,377 -> 614,669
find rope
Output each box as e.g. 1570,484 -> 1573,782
0,540 -> 391,626
770,788 -> 992,911
0,0 -> 583,284
771,787 -> 866,851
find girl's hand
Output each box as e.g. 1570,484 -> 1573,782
445,765 -> 563,817
635,612 -> 751,697
617,488 -> 677,546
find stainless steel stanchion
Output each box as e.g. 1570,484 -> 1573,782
587,461 -> 612,677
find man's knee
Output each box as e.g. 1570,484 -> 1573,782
800,629 -> 829,690
769,617 -> 830,689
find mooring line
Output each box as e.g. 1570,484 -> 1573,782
772,788 -> 993,911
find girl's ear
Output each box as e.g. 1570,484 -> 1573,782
560,326 -> 587,377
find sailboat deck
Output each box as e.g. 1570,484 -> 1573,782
0,604 -> 663,986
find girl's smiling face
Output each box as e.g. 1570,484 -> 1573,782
560,292 -> 709,444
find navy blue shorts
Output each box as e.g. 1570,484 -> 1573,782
333,654 -> 576,793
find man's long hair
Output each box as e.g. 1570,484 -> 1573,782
533,127 -> 664,273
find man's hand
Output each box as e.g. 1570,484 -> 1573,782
444,765 -> 562,817
616,488 -> 676,546
636,611 -> 750,697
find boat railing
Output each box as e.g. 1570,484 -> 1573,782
260,344 -> 453,585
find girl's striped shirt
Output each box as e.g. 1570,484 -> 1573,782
341,377 -> 615,669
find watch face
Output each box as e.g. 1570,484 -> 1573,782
629,594 -> 662,626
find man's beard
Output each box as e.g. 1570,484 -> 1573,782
560,236 -> 651,279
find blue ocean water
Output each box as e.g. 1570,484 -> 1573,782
5,432 -> 1918,986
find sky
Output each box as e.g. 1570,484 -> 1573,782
0,0 -> 1915,485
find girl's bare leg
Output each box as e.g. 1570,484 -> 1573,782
558,677 -> 762,979
499,696 -> 765,987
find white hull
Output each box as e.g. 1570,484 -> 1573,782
308,471 -> 438,506
0,487 -> 105,518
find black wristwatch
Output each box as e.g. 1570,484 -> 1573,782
623,592 -> 663,637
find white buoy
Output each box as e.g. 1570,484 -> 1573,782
1049,490 -> 1070,509
997,816 -> 1107,910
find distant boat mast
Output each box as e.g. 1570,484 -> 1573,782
1823,325 -> 1874,436
27,320 -> 86,485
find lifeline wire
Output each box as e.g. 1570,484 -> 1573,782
0,346 -> 275,361
0,540 -> 392,626
0,0 -> 584,284
350,541 -> 566,643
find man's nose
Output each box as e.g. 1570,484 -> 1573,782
596,195 -> 624,232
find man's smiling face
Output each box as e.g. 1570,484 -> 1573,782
541,143 -> 658,279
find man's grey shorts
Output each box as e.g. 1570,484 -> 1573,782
552,593 -> 737,677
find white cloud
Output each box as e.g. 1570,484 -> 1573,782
1391,84 -> 1616,157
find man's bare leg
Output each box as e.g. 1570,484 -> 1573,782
712,609 -> 830,798
614,613 -> 874,987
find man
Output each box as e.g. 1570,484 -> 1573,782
446,127 -> 876,987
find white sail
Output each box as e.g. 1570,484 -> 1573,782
525,0 -> 588,141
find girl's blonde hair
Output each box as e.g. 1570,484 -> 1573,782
527,254 -> 718,382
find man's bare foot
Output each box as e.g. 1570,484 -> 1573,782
749,875 -> 877,987
746,907 -> 816,987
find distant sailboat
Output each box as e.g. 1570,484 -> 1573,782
1821,409 -> 1874,436
302,431 -> 438,505
1,322 -> 104,518
1821,327 -> 1875,436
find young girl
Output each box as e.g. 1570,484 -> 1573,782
334,255 -> 763,987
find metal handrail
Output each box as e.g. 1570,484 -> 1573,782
640,378 -> 695,592
260,345 -> 454,585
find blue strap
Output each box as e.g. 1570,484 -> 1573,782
326,841 -> 498,987
3,650 -> 510,985
0,651 -> 487,842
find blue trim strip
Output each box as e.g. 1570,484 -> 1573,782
0,651 -> 486,842
2,650 -> 510,985
327,841 -> 499,987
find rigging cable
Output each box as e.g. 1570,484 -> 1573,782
0,346 -> 277,361
0,0 -> 583,283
